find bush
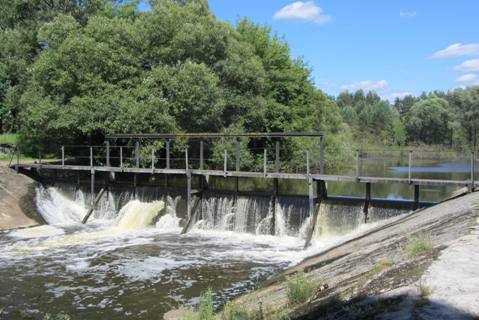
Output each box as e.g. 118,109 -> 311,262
286,272 -> 319,306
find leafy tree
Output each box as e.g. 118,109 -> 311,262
406,96 -> 451,145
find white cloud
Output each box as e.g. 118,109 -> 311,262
340,80 -> 388,91
432,43 -> 479,58
455,73 -> 477,83
383,91 -> 414,101
454,59 -> 479,73
400,10 -> 416,18
274,1 -> 331,24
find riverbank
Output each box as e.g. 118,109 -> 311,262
0,164 -> 43,230
166,190 -> 479,319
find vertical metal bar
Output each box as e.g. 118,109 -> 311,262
186,171 -> 192,220
235,139 -> 240,171
151,148 -> 155,172
38,151 -> 42,164
275,141 -> 280,173
471,151 -> 475,192
90,170 -> 95,206
166,139 -> 170,169
364,183 -> 371,222
263,149 -> 267,177
408,150 -> 413,183
185,148 -> 189,171
106,141 -> 110,167
319,136 -> 325,174
61,146 -> 65,168
120,147 -> 123,168
90,147 -> 93,168
200,140 -> 204,170
135,141 -> 140,168
355,150 -> 360,180
306,151 -> 310,177
224,149 -> 228,176
414,185 -> 420,210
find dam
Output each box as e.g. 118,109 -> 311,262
2,132 -> 477,318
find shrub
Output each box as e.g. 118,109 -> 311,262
286,272 -> 319,306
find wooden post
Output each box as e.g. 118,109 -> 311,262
355,150 -> 360,180
106,141 -> 110,167
414,185 -> 420,210
90,147 -> 93,168
61,146 -> 65,168
304,180 -> 325,249
235,138 -> 240,172
185,148 -> 189,172
263,149 -> 267,177
224,149 -> 227,177
408,151 -> 413,184
120,147 -> 123,169
306,151 -> 314,222
470,151 -> 475,192
82,187 -> 106,224
200,140 -> 204,170
135,141 -> 140,168
319,136 -> 325,174
363,183 -> 371,223
275,141 -> 280,173
166,139 -> 170,169
151,148 -> 155,172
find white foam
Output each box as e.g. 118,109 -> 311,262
10,225 -> 65,238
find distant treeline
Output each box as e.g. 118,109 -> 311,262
1,0 -> 478,170
336,87 -> 479,150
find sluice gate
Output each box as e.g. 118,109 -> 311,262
12,132 -> 476,248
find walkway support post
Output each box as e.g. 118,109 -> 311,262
235,138 -> 240,172
408,151 -> 413,184
263,149 -> 267,177
200,140 -> 204,170
90,147 -> 93,168
319,136 -> 325,174
470,151 -> 475,192
363,182 -> 371,223
414,185 -> 420,210
106,141 -> 110,167
355,150 -> 360,181
272,141 -> 280,235
275,141 -> 280,173
61,146 -> 65,168
135,141 -> 140,168
223,149 -> 227,177
120,147 -> 123,169
304,151 -> 320,249
166,139 -> 170,169
82,186 -> 106,224
151,148 -> 155,172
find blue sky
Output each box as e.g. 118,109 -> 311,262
141,1 -> 479,100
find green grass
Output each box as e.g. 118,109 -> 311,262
0,133 -> 18,144
197,289 -> 214,320
286,272 -> 320,306
406,233 -> 433,258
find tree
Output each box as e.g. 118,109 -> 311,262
406,96 -> 451,145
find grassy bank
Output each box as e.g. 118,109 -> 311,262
0,134 -> 18,145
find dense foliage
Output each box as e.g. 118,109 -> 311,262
336,87 -> 479,150
1,0 -> 478,169
0,0 -> 352,168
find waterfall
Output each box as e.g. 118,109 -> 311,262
115,200 -> 165,230
34,184 -> 407,242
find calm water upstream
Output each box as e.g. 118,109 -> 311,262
0,155 -> 472,319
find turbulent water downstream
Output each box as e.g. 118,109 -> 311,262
0,185 -> 405,319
